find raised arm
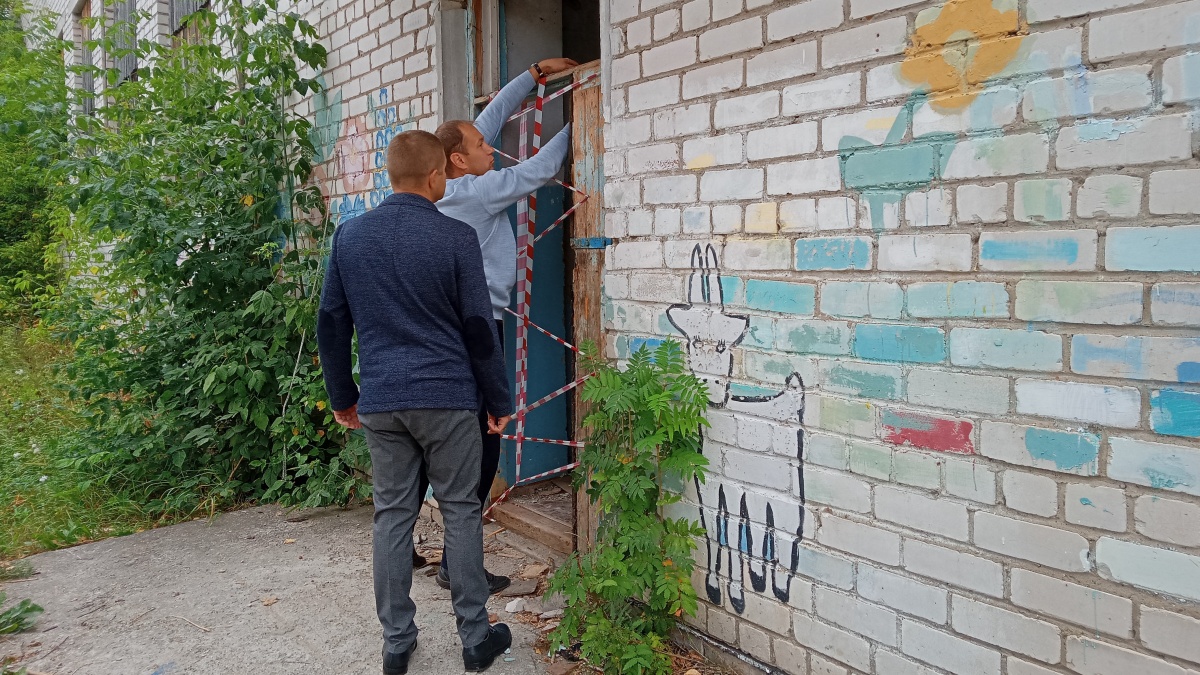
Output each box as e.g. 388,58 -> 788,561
474,124 -> 572,216
473,58 -> 579,143
317,230 -> 360,416
454,229 -> 513,418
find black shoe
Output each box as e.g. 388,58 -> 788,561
412,550 -> 428,569
437,566 -> 512,595
463,624 -> 512,672
382,641 -> 415,675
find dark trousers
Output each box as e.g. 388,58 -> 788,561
418,320 -> 504,539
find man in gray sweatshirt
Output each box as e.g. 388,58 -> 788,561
424,57 -> 577,590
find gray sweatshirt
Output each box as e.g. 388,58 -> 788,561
437,70 -> 572,319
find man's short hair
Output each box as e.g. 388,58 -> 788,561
434,120 -> 472,163
386,130 -> 446,187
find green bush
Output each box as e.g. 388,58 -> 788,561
0,0 -> 69,319
44,0 -> 367,517
546,342 -> 709,675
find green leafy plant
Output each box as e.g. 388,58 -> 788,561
42,0 -> 367,518
0,592 -> 42,635
545,341 -> 709,675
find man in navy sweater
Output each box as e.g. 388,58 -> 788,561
318,130 -> 514,674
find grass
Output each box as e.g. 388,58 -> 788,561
0,324 -> 159,560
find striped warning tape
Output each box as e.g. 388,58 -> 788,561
503,307 -> 580,353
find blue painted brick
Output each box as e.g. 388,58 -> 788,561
979,231 -> 1096,272
1072,335 -> 1200,383
854,324 -> 946,363
795,237 -> 872,271
745,279 -> 816,315
822,282 -> 903,319
1107,225 -> 1200,272
720,275 -> 744,305
908,282 -> 1010,318
746,316 -> 775,349
1151,389 -> 1200,438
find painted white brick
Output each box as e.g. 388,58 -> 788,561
699,17 -> 762,61
901,620 -> 1001,675
998,28 -> 1083,79
651,9 -> 678,40
782,73 -> 862,116
956,183 -> 1008,224
746,202 -> 779,234
1015,280 -> 1143,325
904,539 -> 1003,597
680,0 -> 707,31
1023,66 -> 1153,122
724,448 -> 792,491
746,123 -> 818,161
851,0 -> 922,18
818,197 -> 859,230
822,105 -> 905,151
779,199 -> 818,232
1150,169 -> 1200,215
743,590 -> 795,637
773,638 -> 807,675
817,516 -> 901,566
1096,536 -> 1200,602
712,204 -> 742,234
1141,608 -> 1200,665
1003,471 -> 1059,517
643,175 -> 696,204
904,188 -> 953,227
1015,379 -> 1141,428
747,41 -> 818,88
1008,660 -> 1063,675
859,565 -> 947,624
867,62 -> 910,102
627,210 -> 654,236
682,134 -> 743,169
1163,52 -> 1200,104
808,654 -> 847,675
1011,568 -> 1134,639
610,0 -> 639,23
653,103 -> 710,139
628,76 -> 680,112
944,458 -> 997,505
723,239 -> 793,270
1135,494 -> 1200,547
605,179 -> 641,207
700,169 -> 764,202
629,271 -> 683,302
913,88 -> 1019,136
1067,636 -> 1193,675
1150,283 -> 1200,327
611,241 -> 663,269
1014,179 -> 1072,223
821,17 -> 907,68
1065,483 -> 1126,532
951,596 -> 1062,664
876,650 -> 943,675
1108,437 -> 1200,498
641,36 -> 696,77
715,91 -> 779,130
875,486 -> 969,541
974,512 -> 1091,572
766,0 -> 843,42
877,234 -> 972,272
625,143 -> 680,174
1089,0 -> 1200,62
944,134 -> 1050,180
1056,114 -> 1193,170
1027,0 -> 1143,22
906,369 -> 1009,416
815,587 -> 898,646
793,613 -> 871,672
804,467 -> 871,513
1078,175 -> 1142,219
682,59 -> 743,99
626,17 -> 651,47
665,240 -> 721,269
737,623 -> 772,663
653,209 -> 682,236
603,273 -> 630,300
766,157 -> 842,196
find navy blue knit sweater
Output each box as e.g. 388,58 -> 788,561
317,192 -> 513,417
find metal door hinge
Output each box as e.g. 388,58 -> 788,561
570,237 -> 613,249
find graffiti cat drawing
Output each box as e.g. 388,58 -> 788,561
667,244 -> 808,614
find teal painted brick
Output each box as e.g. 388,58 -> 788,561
854,324 -> 947,363
1107,225 -> 1200,272
950,328 -> 1063,371
720,275 -> 744,305
907,282 -> 1010,318
822,282 -> 904,319
1151,389 -> 1200,438
742,350 -> 819,385
776,319 -> 853,355
746,316 -> 776,349
1015,280 -> 1143,325
745,279 -> 816,315
795,237 -> 873,271
822,359 -> 904,400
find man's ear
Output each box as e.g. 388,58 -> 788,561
450,151 -> 469,170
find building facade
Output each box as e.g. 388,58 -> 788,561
43,0 -> 1200,672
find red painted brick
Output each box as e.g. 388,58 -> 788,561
882,409 -> 974,454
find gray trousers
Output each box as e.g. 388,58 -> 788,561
359,408 -> 491,654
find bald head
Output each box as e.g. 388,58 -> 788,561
386,130 -> 447,198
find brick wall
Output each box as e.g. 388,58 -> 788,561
605,0 -> 1200,673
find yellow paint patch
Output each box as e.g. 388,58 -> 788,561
866,115 -> 899,130
744,202 -> 779,234
900,0 -> 1026,112
685,153 -> 716,170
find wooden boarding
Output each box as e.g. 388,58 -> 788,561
490,500 -> 574,555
